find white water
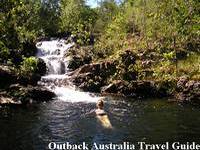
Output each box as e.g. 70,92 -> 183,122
36,39 -> 100,103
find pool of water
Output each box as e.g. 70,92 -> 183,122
0,97 -> 200,150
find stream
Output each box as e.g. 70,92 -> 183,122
0,39 -> 200,150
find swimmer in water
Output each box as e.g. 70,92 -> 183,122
86,98 -> 113,129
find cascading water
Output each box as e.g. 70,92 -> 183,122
36,38 -> 99,103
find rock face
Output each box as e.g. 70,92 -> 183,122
176,76 -> 200,103
67,49 -> 176,98
68,55 -> 92,70
0,84 -> 55,105
69,61 -> 116,92
101,80 -> 158,98
36,58 -> 47,76
66,46 -> 93,71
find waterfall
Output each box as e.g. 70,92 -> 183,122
36,38 -> 99,103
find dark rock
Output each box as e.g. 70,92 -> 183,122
18,74 -> 41,86
68,56 -> 84,70
36,58 -> 47,76
27,86 -> 56,103
176,76 -> 200,103
176,50 -> 188,60
156,79 -> 176,97
101,80 -> 158,98
79,80 -> 101,92
66,46 -> 93,71
120,50 -> 136,67
71,61 -> 116,78
133,81 -> 157,97
0,65 -> 17,88
5,84 -> 55,105
67,54 -> 92,71
176,76 -> 189,92
101,80 -> 124,94
69,61 -> 116,93
122,71 -> 138,81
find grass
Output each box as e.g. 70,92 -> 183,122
177,54 -> 200,80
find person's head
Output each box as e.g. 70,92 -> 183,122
96,98 -> 104,109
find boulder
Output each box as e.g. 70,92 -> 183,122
176,76 -> 200,103
120,50 -> 137,67
101,80 -> 124,94
36,58 -> 47,76
71,61 -> 116,77
0,65 -> 17,88
101,80 -> 158,98
5,84 -> 55,105
68,56 -> 84,70
66,46 -> 93,71
69,61 -> 116,93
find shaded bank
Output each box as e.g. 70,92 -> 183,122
0,65 -> 55,106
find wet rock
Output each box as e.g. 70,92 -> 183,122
176,76 -> 200,103
79,80 -> 102,92
68,55 -> 82,70
18,74 -> 41,86
36,58 -> 47,76
71,61 -> 116,78
101,80 -> 158,98
101,80 -> 124,94
69,61 -> 116,92
156,79 -> 176,97
134,81 -> 157,97
4,84 -> 55,105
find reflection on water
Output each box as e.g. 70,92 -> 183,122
0,97 -> 200,150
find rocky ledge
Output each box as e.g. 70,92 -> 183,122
68,61 -> 175,98
69,61 -> 116,92
68,59 -> 198,103
0,84 -> 55,106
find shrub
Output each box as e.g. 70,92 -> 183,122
19,56 -> 38,79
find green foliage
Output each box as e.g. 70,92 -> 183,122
19,57 -> 38,79
39,0 -> 60,35
94,12 -> 127,58
153,60 -> 176,80
94,0 -> 120,33
178,54 -> 200,80
0,0 -> 62,66
163,51 -> 176,61
60,0 -> 98,45
0,0 -> 42,49
93,0 -> 199,81
0,41 -> 10,63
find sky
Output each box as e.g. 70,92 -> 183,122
86,0 -> 98,8
86,0 -> 121,8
